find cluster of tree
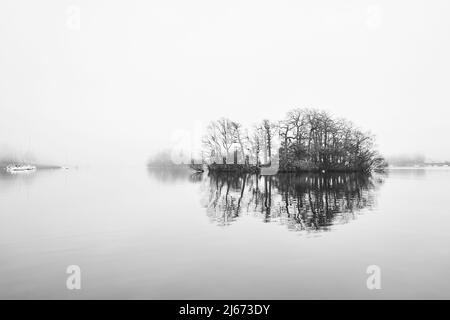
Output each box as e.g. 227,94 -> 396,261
202,118 -> 276,166
202,108 -> 386,172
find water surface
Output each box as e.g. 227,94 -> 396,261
0,167 -> 449,299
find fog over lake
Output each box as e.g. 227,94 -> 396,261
1,167 -> 449,299
1,0 -> 450,303
2,1 -> 450,166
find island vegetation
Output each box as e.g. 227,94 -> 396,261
201,108 -> 387,173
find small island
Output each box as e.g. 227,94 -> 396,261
200,108 -> 387,174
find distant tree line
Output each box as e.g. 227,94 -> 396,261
202,108 -> 386,173
386,154 -> 425,167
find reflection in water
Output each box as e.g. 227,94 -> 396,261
387,168 -> 427,179
146,167 -> 385,233
146,166 -> 199,183
0,169 -> 38,190
198,172 -> 384,233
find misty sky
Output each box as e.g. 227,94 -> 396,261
1,0 -> 449,165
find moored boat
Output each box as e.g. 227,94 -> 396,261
5,164 -> 37,173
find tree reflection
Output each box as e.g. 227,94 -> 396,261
200,172 -> 383,232
147,166 -> 198,183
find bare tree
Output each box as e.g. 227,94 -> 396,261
231,121 -> 248,163
201,108 -> 384,172
202,121 -> 222,162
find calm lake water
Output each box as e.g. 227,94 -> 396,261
0,167 -> 449,299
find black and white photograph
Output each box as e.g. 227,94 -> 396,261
1,0 -> 450,309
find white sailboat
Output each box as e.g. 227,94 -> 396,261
6,164 -> 37,173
